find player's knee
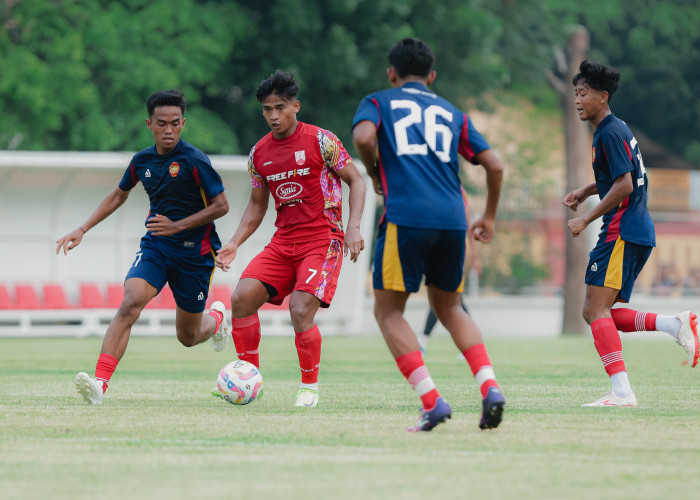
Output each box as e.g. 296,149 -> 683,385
231,290 -> 254,317
115,296 -> 143,323
581,305 -> 594,325
176,327 -> 197,347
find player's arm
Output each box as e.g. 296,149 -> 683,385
567,172 -> 632,237
215,187 -> 269,271
146,191 -> 229,236
336,161 -> 366,263
55,187 -> 130,255
469,149 -> 503,244
563,182 -> 598,212
463,191 -> 481,274
352,120 -> 382,195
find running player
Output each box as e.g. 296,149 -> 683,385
565,60 -> 698,407
352,38 -> 506,431
56,89 -> 231,405
215,70 -> 366,408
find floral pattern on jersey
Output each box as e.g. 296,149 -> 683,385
247,144 -> 266,188
315,238 -> 343,301
317,129 -> 349,232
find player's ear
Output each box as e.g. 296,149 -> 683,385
293,100 -> 301,113
181,117 -> 186,128
145,118 -> 152,129
426,70 -> 437,86
387,66 -> 397,84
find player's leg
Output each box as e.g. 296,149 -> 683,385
75,277 -> 158,405
373,222 -> 450,431
289,291 -> 323,407
419,308 -> 438,352
229,278 -> 270,368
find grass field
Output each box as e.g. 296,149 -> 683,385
2,333 -> 699,500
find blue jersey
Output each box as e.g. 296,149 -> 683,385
353,82 -> 490,230
592,114 -> 655,247
119,139 -> 225,256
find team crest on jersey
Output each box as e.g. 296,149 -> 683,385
294,150 -> 306,165
592,147 -> 596,161
169,162 -> 180,177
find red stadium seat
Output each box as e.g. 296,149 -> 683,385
14,284 -> 39,309
79,283 -> 104,308
42,283 -> 70,309
0,284 -> 13,309
156,285 -> 177,309
205,284 -> 231,308
106,283 -> 124,309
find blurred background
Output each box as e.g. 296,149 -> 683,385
1,0 -> 698,337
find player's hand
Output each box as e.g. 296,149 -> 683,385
55,228 -> 85,255
563,189 -> 585,211
146,214 -> 181,236
343,227 -> 365,263
567,217 -> 588,237
215,242 -> 238,272
470,216 -> 496,244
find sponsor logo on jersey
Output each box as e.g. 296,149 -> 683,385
276,182 -> 303,200
592,147 -> 596,162
265,167 -> 310,182
263,161 -> 274,166
169,162 -> 180,177
183,241 -> 194,248
294,150 -> 306,165
145,169 -> 152,178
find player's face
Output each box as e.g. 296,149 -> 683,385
261,94 -> 300,139
146,106 -> 185,155
574,82 -> 608,126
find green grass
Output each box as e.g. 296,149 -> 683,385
2,334 -> 700,500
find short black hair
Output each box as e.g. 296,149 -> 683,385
387,37 -> 435,79
256,70 -> 299,102
146,89 -> 186,117
572,60 -> 620,101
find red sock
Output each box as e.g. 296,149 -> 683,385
208,308 -> 224,334
295,325 -> 322,384
232,314 -> 261,368
395,351 -> 439,409
611,308 -> 657,332
462,344 -> 499,398
95,353 -> 119,393
591,318 -> 626,376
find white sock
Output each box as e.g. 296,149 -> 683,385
610,371 -> 632,397
299,382 -> 318,391
656,315 -> 681,339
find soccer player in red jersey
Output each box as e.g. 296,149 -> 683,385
353,38 -> 505,431
215,70 -> 366,407
565,60 -> 698,407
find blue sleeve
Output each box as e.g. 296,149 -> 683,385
194,156 -> 225,199
118,162 -> 138,191
352,95 -> 381,129
458,115 -> 490,164
601,129 -> 634,180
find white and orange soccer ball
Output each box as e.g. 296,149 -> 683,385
216,360 -> 263,405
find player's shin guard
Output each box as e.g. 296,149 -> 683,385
95,353 -> 119,393
232,314 -> 261,368
396,351 -> 439,410
591,318 -> 626,376
295,325 -> 322,384
611,308 -> 657,332
462,344 -> 499,398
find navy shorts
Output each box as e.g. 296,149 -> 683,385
373,221 -> 466,293
125,237 -> 216,313
585,237 -> 652,302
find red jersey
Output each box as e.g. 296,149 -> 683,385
248,122 -> 352,239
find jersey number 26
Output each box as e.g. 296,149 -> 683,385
391,100 -> 453,162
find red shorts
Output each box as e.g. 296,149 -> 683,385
241,236 -> 344,308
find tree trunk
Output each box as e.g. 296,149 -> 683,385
547,26 -> 591,335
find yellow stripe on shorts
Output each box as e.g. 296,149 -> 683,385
382,222 -> 406,291
604,237 -> 625,290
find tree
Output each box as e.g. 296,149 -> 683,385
546,25 -> 590,336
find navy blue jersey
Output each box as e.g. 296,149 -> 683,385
592,114 -> 655,247
353,82 -> 490,230
119,139 -> 225,256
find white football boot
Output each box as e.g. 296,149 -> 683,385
294,388 -> 319,408
209,301 -> 229,352
675,311 -> 699,368
75,372 -> 104,405
582,390 -> 637,407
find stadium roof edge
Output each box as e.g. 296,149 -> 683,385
0,150 -> 249,171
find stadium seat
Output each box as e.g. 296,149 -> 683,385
106,283 -> 124,309
156,285 -> 177,309
14,284 -> 39,309
206,284 -> 231,308
79,283 -> 104,308
42,283 -> 70,309
0,284 -> 13,309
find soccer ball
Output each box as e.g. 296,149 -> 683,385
216,360 -> 263,405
